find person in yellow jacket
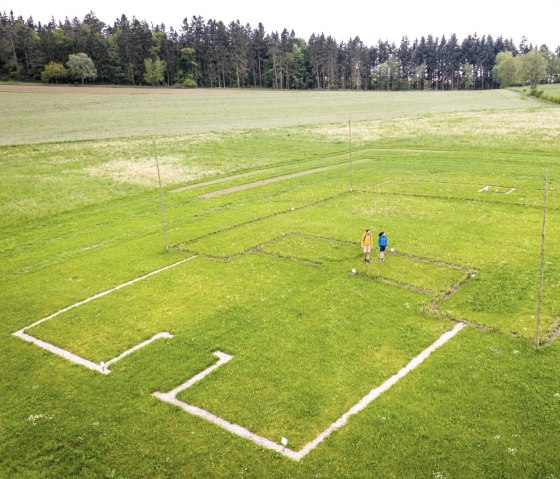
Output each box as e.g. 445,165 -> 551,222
360,229 -> 373,262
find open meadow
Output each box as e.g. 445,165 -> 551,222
1,85 -> 559,478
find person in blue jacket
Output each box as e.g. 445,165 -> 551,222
378,231 -> 388,262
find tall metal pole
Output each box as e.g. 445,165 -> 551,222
535,169 -> 548,348
349,114 -> 353,192
153,139 -> 169,253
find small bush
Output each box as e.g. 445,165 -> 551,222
529,88 -> 544,98
173,74 -> 197,88
542,94 -> 560,104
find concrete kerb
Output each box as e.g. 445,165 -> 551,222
12,256 -> 197,373
10,241 -> 486,459
153,323 -> 466,461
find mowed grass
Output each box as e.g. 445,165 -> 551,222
514,83 -> 560,101
0,87 -> 559,478
28,253 -> 448,449
257,234 -> 468,293
0,86 -> 540,146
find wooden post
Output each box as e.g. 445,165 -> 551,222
153,139 -> 169,253
349,114 -> 353,192
535,170 -> 548,348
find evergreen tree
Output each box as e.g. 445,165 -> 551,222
105,34 -> 125,84
307,33 -> 324,88
266,31 -> 281,88
3,8 -> 560,90
229,20 -> 249,88
250,23 -> 267,87
397,36 -> 412,90
38,20 -> 73,64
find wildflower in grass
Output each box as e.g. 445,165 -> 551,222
494,434 -> 501,440
507,447 -> 517,455
26,413 -> 53,425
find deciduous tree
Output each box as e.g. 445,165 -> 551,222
66,51 -> 96,84
492,51 -> 517,87
462,62 -> 474,89
40,61 -> 68,82
143,57 -> 166,85
518,49 -> 547,91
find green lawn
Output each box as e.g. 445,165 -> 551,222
1,86 -> 559,478
512,83 -> 560,102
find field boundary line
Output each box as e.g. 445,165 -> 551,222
169,149 -> 366,194
13,330 -> 174,374
172,192 -> 350,251
180,232 -> 477,297
170,146 -> 416,195
170,171 -> 257,193
198,159 -> 372,199
478,185 -> 518,195
367,177 -> 550,194
370,190 -> 557,211
392,251 -> 473,272
14,256 -> 197,332
172,179 -> 392,252
543,317 -> 560,346
153,323 -> 466,461
392,179 -> 526,189
12,256 -> 197,372
261,232 -> 474,270
357,273 -> 434,295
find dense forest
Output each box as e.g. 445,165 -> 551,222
1,10 -> 559,90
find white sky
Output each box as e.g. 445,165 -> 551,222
8,0 -> 560,49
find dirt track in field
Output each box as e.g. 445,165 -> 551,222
170,171 -> 257,194
199,164 -> 347,198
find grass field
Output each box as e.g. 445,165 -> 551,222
0,85 -> 542,146
514,84 -> 560,103
1,85 -> 559,478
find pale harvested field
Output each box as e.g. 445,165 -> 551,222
85,156 -> 222,187
0,85 -> 543,145
316,109 -> 560,148
0,84 -> 233,95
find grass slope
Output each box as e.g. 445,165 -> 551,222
0,87 -> 559,478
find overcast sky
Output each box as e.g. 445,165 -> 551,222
9,0 -> 560,49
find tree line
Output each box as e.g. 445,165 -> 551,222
1,10 -> 559,90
